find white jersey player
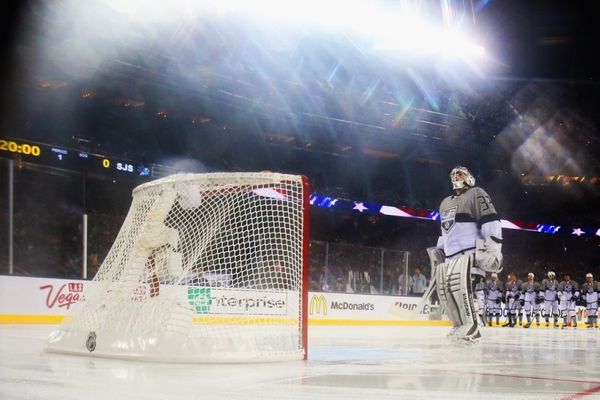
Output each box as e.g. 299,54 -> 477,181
581,273 -> 599,329
485,273 -> 503,326
503,273 -> 523,327
427,166 -> 503,342
540,271 -> 560,328
558,274 -> 580,329
522,273 -> 541,328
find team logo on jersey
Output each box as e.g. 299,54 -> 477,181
441,206 -> 458,233
565,284 -> 572,292
527,285 -> 534,293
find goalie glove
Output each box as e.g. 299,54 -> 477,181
475,237 -> 502,273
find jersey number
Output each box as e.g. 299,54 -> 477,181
477,195 -> 493,211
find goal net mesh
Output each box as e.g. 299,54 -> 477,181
47,172 -> 309,362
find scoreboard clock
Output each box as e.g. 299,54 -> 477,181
1,137 -> 154,177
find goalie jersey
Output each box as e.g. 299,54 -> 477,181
437,186 -> 502,266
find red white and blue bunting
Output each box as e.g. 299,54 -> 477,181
308,194 -> 600,238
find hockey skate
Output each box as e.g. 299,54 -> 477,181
502,315 -> 515,327
446,325 -> 460,339
453,324 -> 481,345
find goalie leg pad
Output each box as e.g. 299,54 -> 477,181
435,262 -> 459,329
445,254 -> 479,338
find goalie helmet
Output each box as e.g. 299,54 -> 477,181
450,166 -> 476,190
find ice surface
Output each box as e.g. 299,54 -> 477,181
1,325 -> 599,400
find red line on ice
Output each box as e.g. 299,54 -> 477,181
464,371 -> 600,399
560,384 -> 600,400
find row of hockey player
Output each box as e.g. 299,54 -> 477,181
475,272 -> 600,328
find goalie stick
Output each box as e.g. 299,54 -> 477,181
415,247 -> 444,315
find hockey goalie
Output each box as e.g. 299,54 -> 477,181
418,166 -> 503,343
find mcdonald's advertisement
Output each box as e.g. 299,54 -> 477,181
308,291 -> 435,323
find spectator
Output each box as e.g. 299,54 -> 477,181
334,277 -> 345,292
410,267 -> 428,297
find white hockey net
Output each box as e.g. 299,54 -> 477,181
48,172 -> 310,362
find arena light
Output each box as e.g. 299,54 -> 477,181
212,0 -> 486,61
200,0 -> 381,28
102,0 -> 486,61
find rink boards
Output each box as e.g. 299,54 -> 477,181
0,275 -> 448,326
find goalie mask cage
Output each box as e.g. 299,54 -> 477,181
47,172 -> 310,362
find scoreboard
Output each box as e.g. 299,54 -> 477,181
0,137 -> 174,177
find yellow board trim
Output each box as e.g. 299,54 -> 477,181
309,319 -> 452,326
0,314 -> 65,324
0,315 -> 579,328
0,314 -> 450,326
